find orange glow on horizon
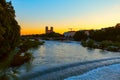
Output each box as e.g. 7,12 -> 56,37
20,23 -> 116,35
13,0 -> 120,36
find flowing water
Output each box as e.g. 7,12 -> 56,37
65,63 -> 120,80
17,41 -> 120,80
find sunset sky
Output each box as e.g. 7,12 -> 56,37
7,0 -> 120,35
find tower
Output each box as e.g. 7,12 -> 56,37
50,27 -> 53,32
45,26 -> 54,34
45,26 -> 48,34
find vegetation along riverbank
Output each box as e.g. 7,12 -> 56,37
73,23 -> 120,52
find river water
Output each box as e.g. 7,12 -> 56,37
17,40 -> 120,80
30,41 -> 120,66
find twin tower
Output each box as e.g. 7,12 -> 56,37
45,26 -> 54,34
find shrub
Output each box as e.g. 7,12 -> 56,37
19,39 -> 44,52
81,40 -> 87,47
86,39 -> 95,48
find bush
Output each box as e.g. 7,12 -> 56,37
99,41 -> 110,49
19,39 -> 44,52
86,39 -> 95,48
10,52 -> 33,67
107,46 -> 119,52
81,40 -> 87,47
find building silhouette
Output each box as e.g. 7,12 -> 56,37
45,26 -> 53,34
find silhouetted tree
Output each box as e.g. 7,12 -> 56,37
44,32 -> 62,37
0,0 -> 20,59
73,31 -> 88,41
89,25 -> 120,42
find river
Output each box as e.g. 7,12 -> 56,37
17,40 -> 120,80
31,40 -> 120,66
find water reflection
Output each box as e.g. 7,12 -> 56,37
30,41 -> 120,67
86,48 -> 95,54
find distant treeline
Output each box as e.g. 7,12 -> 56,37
22,32 -> 63,38
74,23 -> 120,42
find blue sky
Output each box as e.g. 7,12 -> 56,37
6,0 -> 120,34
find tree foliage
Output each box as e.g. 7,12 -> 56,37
0,0 -> 20,58
89,26 -> 120,42
73,31 -> 88,41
